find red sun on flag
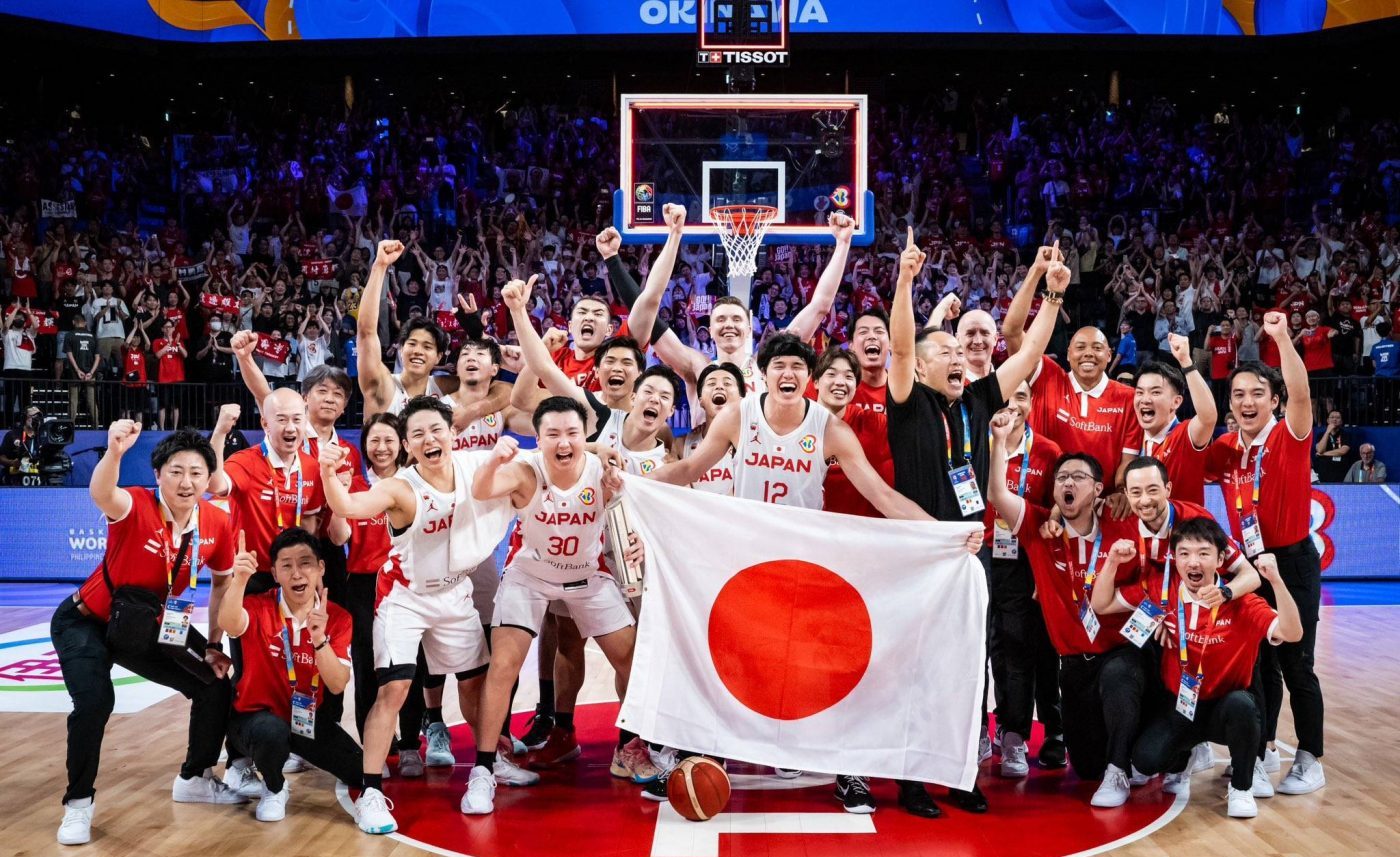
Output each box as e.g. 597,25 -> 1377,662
707,559 -> 873,721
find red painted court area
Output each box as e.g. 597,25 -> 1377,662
362,703 -> 1178,857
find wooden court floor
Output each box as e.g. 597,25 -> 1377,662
2,599 -> 1397,857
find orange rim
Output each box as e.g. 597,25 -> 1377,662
710,205 -> 779,236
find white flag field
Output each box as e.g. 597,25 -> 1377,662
617,476 -> 989,790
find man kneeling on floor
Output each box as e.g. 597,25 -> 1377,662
219,528 -> 364,822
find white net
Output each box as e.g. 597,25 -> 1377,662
710,205 -> 778,279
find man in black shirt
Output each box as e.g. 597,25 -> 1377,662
887,231 -> 1070,813
1328,298 -> 1360,375
65,314 -> 102,426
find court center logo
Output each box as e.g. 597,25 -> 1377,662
0,625 -> 175,714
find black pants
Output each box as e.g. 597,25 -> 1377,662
1132,690 -> 1261,792
1059,645 -> 1146,780
989,555 -> 1063,739
225,572 -> 277,766
341,573 -> 378,742
1256,538 -> 1324,757
228,708 -> 364,794
52,597 -> 232,803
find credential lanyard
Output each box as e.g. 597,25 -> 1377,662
157,489 -> 200,593
262,440 -> 305,529
1176,582 -> 1220,679
278,589 -> 320,695
1234,422 -> 1274,517
940,402 -> 974,468
1137,504 -> 1175,610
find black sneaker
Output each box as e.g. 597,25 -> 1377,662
1038,735 -> 1068,769
641,771 -> 670,802
834,775 -> 876,814
519,711 -> 555,751
896,781 -> 942,819
949,784 -> 989,813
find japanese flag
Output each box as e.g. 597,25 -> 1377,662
618,476 -> 988,789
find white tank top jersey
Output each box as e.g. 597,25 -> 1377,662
505,453 -> 609,585
442,391 -> 503,452
683,427 -> 736,495
718,353 -> 766,395
387,374 -> 447,416
595,409 -> 668,476
386,451 -> 514,595
733,394 -> 831,510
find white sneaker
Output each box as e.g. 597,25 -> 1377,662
398,749 -> 425,778
172,770 -> 248,804
461,765 -> 496,815
223,759 -> 263,799
255,785 -> 289,822
355,788 -> 398,835
1162,771 -> 1191,795
425,723 -> 455,767
494,753 -> 541,786
1189,742 -> 1216,774
1227,786 -> 1258,818
57,798 -> 93,846
1277,750 -> 1325,795
282,753 -> 309,774
1000,732 -> 1029,778
1129,765 -> 1153,787
977,732 -> 993,763
1264,746 -> 1281,773
773,768 -> 803,779
1251,759 -> 1275,798
1091,764 -> 1131,808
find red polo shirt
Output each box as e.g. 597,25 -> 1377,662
823,406 -> 893,518
1139,420 -> 1209,506
1013,502 -> 1141,656
984,428 -> 1061,545
231,591 -> 351,720
76,488 -> 235,622
223,445 -> 326,571
1205,419 -> 1313,551
549,319 -> 633,391
1116,583 -> 1279,701
1029,357 -> 1142,484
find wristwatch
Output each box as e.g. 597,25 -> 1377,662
1219,584 -> 1234,603
314,636 -> 331,652
205,641 -> 224,653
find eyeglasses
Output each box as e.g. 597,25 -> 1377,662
1053,472 -> 1097,485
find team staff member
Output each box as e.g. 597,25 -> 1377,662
984,379 -> 1065,777
208,388 -> 325,594
1003,247 -> 1142,496
987,414 -> 1146,810
220,528 -> 362,823
54,425 -> 245,847
1131,334 -> 1217,505
887,232 -> 1068,813
1205,311 -> 1327,796
1089,518 -> 1304,819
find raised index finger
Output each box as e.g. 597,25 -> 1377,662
238,530 -> 246,554
906,226 -> 915,250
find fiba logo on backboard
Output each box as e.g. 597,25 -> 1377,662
633,183 -> 656,223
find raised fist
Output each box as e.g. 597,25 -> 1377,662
662,203 -> 687,232
230,330 -> 258,359
1109,538 -> 1137,563
1167,332 -> 1192,366
542,327 -> 568,353
107,419 -> 141,455
595,227 -> 622,260
989,408 -> 1014,442
491,435 -> 520,464
318,439 -> 348,472
214,403 -> 241,436
829,211 -> 855,243
375,240 -> 405,268
1261,311 -> 1287,339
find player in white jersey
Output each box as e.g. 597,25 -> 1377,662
443,338 -> 533,452
653,333 -> 940,522
357,239 -> 509,426
317,397 -> 536,835
683,363 -> 746,494
468,397 -> 650,815
623,204 -> 854,419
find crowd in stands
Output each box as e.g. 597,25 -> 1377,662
2,90 -> 1399,447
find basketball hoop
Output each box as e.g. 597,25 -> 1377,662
710,205 -> 778,278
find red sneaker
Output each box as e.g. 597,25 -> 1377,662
525,726 -> 581,769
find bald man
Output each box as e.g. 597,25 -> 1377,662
887,234 -> 1069,814
210,388 -> 325,592
926,294 -> 1001,382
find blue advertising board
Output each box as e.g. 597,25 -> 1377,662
0,0 -> 1380,41
1,483 -> 1395,582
